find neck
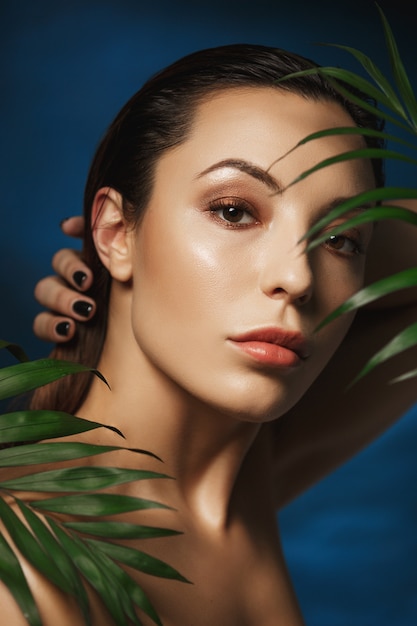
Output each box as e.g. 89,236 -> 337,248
78,300 -> 267,530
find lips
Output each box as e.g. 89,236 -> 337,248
228,327 -> 310,367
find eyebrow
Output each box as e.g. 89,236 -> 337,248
196,158 -> 374,218
195,159 -> 283,193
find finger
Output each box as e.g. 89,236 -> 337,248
34,276 -> 96,321
60,216 -> 85,238
33,312 -> 77,343
51,248 -> 93,292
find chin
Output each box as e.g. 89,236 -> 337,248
201,380 -> 305,424
202,355 -> 335,424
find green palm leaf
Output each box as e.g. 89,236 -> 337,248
0,531 -> 42,626
307,205 -> 417,251
0,342 -> 186,625
0,497 -> 70,594
278,6 -> 417,384
278,67 -> 412,132
0,410 -> 124,444
0,441 -> 160,468
391,368 -> 417,384
277,126 -> 417,161
31,493 -> 173,516
316,268 -> 417,326
317,42 -> 405,116
0,340 -> 29,362
0,466 -> 171,492
87,538 -> 190,583
64,520 -> 182,539
17,499 -> 91,625
351,321 -> 417,384
0,358 -> 108,401
300,187 -> 417,242
317,67 -> 402,115
376,3 -> 417,127
90,546 -> 163,626
49,521 -> 138,626
286,147 -> 417,188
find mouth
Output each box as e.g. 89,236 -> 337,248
228,327 -> 310,368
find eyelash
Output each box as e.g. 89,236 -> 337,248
208,197 -> 258,227
207,198 -> 365,257
322,230 -> 364,256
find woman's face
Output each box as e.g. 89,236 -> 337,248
129,87 -> 375,421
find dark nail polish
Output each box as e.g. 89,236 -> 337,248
72,300 -> 93,318
56,321 -> 70,337
59,217 -> 70,227
73,271 -> 87,287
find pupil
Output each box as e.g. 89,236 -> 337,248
224,207 -> 242,222
329,235 -> 343,249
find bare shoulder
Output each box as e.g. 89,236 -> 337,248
0,582 -> 30,626
0,498 -> 112,626
0,554 -> 113,626
0,570 -> 90,626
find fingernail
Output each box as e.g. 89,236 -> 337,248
60,217 -> 70,227
56,321 -> 70,337
72,300 -> 93,318
73,271 -> 87,287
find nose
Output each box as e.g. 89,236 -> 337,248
259,236 -> 314,306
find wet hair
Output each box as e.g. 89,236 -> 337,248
30,43 -> 385,414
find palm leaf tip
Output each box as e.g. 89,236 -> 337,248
352,321 -> 417,384
0,340 -> 29,363
376,3 -> 417,128
0,358 -> 109,402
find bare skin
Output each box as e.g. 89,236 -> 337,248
3,88 -> 417,625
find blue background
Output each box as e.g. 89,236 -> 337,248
1,1 -> 416,624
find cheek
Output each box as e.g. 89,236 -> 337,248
129,213 -> 244,370
132,209 -> 256,330
307,254 -> 366,371
314,250 -> 366,318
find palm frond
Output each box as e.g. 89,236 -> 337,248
0,340 -> 29,363
279,5 -> 417,383
316,268 -> 417,326
350,321 -> 417,386
0,358 -> 108,401
285,147 -> 417,188
306,204 -> 417,251
0,531 -> 43,626
0,341 -> 185,625
376,3 -> 417,128
86,538 -> 190,582
316,42 -> 405,115
278,67 -> 412,133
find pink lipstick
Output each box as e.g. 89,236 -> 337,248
228,327 -> 309,368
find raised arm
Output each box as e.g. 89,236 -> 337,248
270,199 -> 417,508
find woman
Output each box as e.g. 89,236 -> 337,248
4,44 -> 417,625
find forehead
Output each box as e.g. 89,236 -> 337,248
154,87 -> 375,195
191,87 -> 358,162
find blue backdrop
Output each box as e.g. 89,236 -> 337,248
1,1 -> 416,624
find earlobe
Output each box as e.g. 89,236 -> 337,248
91,187 -> 133,282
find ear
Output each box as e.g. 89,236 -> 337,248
91,187 -> 134,282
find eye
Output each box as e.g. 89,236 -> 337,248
209,198 -> 257,226
324,233 -> 362,256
